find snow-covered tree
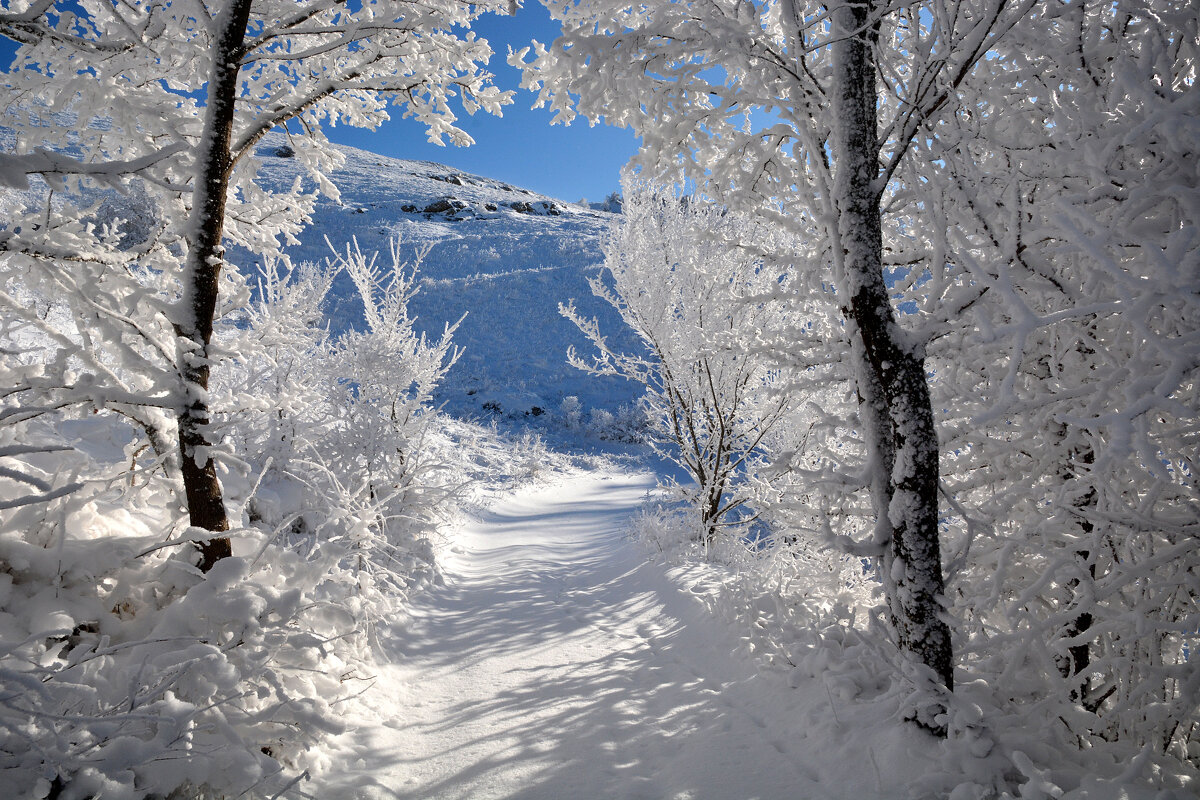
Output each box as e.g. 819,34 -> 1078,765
513,0 -> 1036,732
562,180 -> 789,544
1,0 -> 511,567
919,2 -> 1200,764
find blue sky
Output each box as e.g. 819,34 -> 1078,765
322,5 -> 640,203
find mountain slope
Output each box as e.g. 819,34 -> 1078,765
248,135 -> 645,424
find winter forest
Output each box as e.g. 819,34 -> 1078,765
0,0 -> 1196,797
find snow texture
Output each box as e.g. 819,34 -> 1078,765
313,471 -> 883,800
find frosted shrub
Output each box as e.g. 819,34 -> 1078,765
587,405 -> 645,442
0,237 -> 460,796
632,493 -> 872,665
219,239 -> 462,630
513,431 -> 550,481
588,409 -> 615,434
559,396 -> 584,431
0,416 -> 359,799
554,396 -> 644,442
218,258 -> 338,484
632,497 -> 748,564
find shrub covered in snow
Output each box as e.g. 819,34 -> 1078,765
0,237 -> 463,797
0,416 -> 364,797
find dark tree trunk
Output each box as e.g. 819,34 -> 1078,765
701,476 -> 724,546
832,0 -> 953,736
1054,422 -> 1097,702
175,0 -> 255,572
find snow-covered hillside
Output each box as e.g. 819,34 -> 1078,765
245,135 -> 645,426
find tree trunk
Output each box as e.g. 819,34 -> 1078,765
175,0 -> 255,572
1053,421 -> 1096,703
832,0 -> 953,736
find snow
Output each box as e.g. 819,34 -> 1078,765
313,470 -> 849,799
245,134 -> 647,424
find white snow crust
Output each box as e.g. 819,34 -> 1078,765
312,470 -> 902,800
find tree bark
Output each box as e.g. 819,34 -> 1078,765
832,0 -> 953,736
175,0 -> 255,571
1053,421 -> 1096,702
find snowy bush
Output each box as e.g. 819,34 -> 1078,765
558,396 -> 585,431
631,495 -> 874,690
511,431 -> 551,481
0,412 -> 365,798
217,239 -> 462,632
0,236 -> 463,796
556,396 -> 645,442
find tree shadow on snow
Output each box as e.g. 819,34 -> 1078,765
322,481 -> 829,799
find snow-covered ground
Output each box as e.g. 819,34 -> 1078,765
311,470 -> 909,800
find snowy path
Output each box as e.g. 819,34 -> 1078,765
317,470 -> 837,800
